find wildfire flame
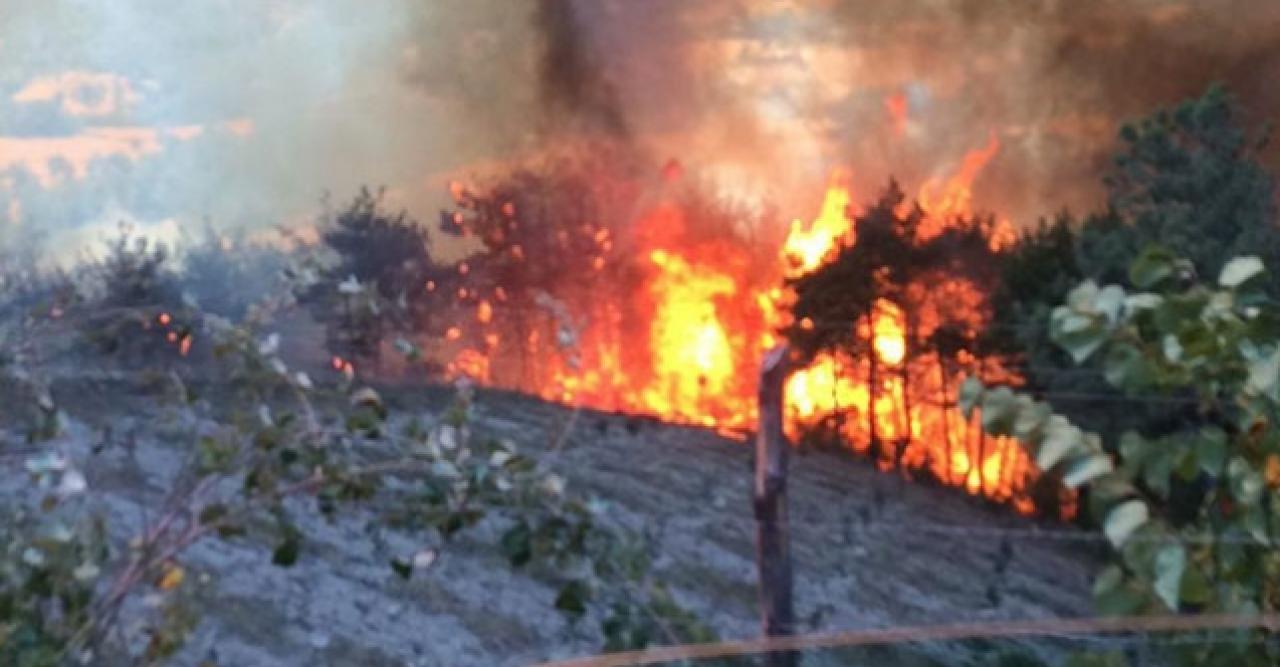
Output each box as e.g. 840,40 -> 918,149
441,136 -> 1042,512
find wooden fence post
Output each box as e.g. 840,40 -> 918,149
755,344 -> 797,667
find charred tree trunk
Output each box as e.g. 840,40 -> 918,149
976,357 -> 988,495
897,316 -> 914,473
755,345 -> 797,667
865,309 -> 879,461
939,355 -> 955,485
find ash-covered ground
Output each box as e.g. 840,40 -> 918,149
2,362 -> 1100,667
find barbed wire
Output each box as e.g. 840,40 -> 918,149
533,613 -> 1280,667
694,511 -> 1274,548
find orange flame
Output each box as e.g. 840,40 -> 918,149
783,169 -> 853,273
442,137 -> 1042,512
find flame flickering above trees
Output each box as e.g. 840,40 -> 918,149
437,135 -> 1040,512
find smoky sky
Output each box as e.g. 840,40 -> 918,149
546,0 -> 1280,220
2,0 -> 1278,260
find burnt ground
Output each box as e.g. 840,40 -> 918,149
3,371 -> 1102,667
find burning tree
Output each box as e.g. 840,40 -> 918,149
439,143 -> 648,390
442,145 -> 786,427
428,133 -> 1051,510
783,180 -> 1041,508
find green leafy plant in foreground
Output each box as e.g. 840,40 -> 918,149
1,279 -> 713,664
962,247 -> 1280,664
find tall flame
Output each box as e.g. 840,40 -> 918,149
783,168 -> 854,273
440,136 -> 1042,512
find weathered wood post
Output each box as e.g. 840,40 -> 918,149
755,344 -> 797,667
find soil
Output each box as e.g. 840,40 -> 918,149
2,370 -> 1101,667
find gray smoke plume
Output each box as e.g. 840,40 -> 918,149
2,0 -> 1278,262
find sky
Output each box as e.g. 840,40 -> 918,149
1,0 -> 1278,261
0,1 -> 483,256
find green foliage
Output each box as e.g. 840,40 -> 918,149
966,249 -> 1280,665
987,86 -> 1279,471
301,188 -> 443,368
89,229 -> 183,311
1106,84 -> 1279,294
1,270 -> 712,662
74,229 -> 196,360
0,473 -> 105,666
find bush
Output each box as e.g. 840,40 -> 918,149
179,225 -> 287,320
965,248 -> 1280,665
301,188 -> 442,371
72,227 -> 194,361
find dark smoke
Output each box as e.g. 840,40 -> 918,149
532,0 -> 629,138
823,0 -> 1280,220
395,0 -> 1280,225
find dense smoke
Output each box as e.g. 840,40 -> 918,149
2,0 -> 1278,259
532,0 -> 629,138
531,0 -> 1280,220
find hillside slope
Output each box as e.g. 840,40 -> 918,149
6,376 -> 1098,666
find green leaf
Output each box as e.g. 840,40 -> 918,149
1056,312 -> 1095,334
1062,453 -> 1113,488
1227,457 -> 1264,506
1153,544 -> 1186,611
1218,255 -> 1265,288
1103,343 -> 1149,390
958,376 -> 983,418
1118,431 -> 1149,467
1012,400 -> 1050,441
1095,285 -> 1126,324
1141,450 -> 1174,500
979,387 -> 1018,435
1130,246 -> 1177,289
1246,347 -> 1280,396
1092,565 -> 1124,598
554,580 -> 590,618
1239,506 -> 1269,545
1036,416 -> 1082,471
1066,280 -> 1101,311
1094,582 -> 1146,617
1124,292 -> 1163,311
1179,563 -> 1211,606
1104,500 -> 1149,548
197,436 -> 235,473
430,461 -> 460,480
1050,309 -> 1110,364
1195,428 -> 1227,476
